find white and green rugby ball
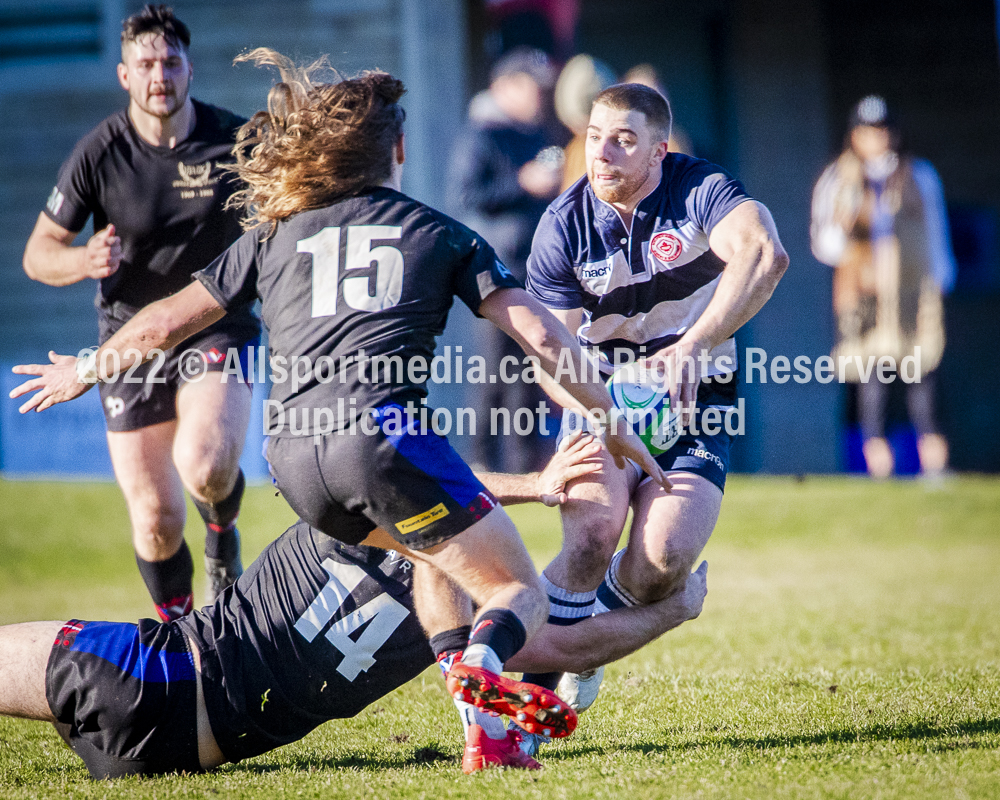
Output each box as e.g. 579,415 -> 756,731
606,363 -> 681,455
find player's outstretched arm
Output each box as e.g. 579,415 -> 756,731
23,213 -> 122,286
506,561 -> 708,674
478,287 -> 670,489
10,281 -> 224,413
475,430 -> 602,506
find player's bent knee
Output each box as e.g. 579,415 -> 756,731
172,447 -> 239,503
628,549 -> 698,604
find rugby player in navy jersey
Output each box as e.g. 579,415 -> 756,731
519,83 -> 788,747
21,5 -> 259,621
0,437 -> 708,779
11,50 -> 669,769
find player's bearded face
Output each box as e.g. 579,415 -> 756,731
586,104 -> 665,206
121,34 -> 192,119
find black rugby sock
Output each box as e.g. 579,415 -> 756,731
521,671 -> 562,691
467,609 -> 527,665
195,470 -> 245,560
430,625 -> 472,661
136,541 -> 194,620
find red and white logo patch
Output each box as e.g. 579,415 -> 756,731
650,232 -> 683,264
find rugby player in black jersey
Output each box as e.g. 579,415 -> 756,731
0,452 -> 707,779
11,49 -> 668,769
20,6 -> 259,621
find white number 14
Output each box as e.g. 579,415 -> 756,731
293,558 -> 410,681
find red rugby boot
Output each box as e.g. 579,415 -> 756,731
447,663 -> 578,739
462,724 -> 542,774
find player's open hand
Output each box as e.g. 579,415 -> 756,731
84,224 -> 122,279
9,352 -> 94,412
603,413 -> 672,491
679,561 -> 708,621
538,430 -> 602,506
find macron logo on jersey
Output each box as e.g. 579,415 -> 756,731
46,186 -> 65,217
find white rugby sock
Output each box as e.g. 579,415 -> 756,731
461,642 -> 504,675
438,653 -> 506,740
540,571 -> 597,625
594,550 -> 640,613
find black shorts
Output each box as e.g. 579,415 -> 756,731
97,300 -> 260,432
267,402 -> 499,551
46,619 -> 202,779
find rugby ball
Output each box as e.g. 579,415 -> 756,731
606,363 -> 681,455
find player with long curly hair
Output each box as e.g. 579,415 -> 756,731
12,49 -> 668,772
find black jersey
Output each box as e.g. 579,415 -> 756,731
176,521 -> 434,763
195,186 -> 520,435
44,99 -> 250,312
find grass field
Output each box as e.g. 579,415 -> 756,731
1,475 -> 998,799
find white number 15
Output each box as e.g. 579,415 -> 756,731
297,225 -> 404,317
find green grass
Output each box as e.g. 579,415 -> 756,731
1,475 -> 999,798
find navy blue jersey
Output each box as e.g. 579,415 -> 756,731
177,521 -> 435,763
526,154 -> 752,377
43,100 -> 250,313
195,187 -> 520,435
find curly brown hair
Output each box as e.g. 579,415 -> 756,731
227,48 -> 406,233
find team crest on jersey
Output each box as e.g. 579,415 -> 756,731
650,232 -> 683,264
172,161 -> 219,188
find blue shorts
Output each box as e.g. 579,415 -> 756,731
46,619 -> 202,779
559,379 -> 737,493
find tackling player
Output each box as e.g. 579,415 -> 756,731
21,5 -> 259,620
10,51 -> 667,761
0,448 -> 708,778
518,83 -> 788,750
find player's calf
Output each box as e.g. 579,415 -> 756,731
191,470 -> 245,604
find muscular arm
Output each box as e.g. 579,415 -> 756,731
93,280 -> 225,375
685,200 -> 789,351
23,213 -> 121,286
532,306 -> 591,414
476,430 -> 601,506
479,288 -> 606,412
651,201 -> 789,413
507,561 -> 708,674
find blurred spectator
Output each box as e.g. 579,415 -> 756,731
448,47 -> 563,472
485,0 -> 580,60
554,54 -> 617,191
622,64 -> 694,156
811,95 -> 955,479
